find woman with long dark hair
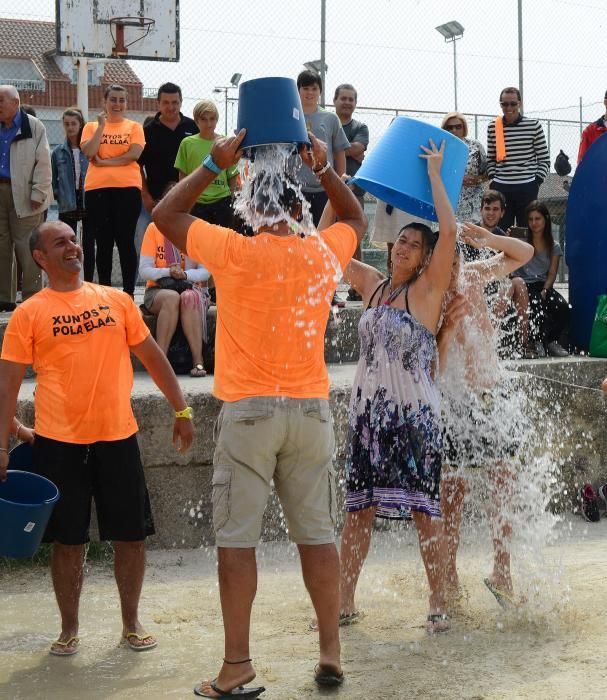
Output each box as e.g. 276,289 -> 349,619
512,200 -> 569,356
52,108 -> 93,280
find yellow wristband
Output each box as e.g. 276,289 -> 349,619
175,406 -> 193,420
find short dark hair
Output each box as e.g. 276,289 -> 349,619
500,87 -> 521,102
297,70 -> 322,92
104,84 -> 127,99
157,82 -> 182,100
481,189 -> 506,210
29,225 -> 45,266
334,83 -> 357,101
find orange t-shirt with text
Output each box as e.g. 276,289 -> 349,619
186,220 -> 357,402
81,119 -> 145,191
140,222 -> 186,288
1,283 -> 150,443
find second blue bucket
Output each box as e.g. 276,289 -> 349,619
237,77 -> 311,151
351,116 -> 469,222
0,444 -> 59,558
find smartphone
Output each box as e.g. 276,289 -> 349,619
509,226 -> 528,239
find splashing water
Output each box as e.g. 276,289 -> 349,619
234,143 -> 315,235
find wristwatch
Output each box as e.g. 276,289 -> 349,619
202,155 -> 222,175
175,406 -> 194,420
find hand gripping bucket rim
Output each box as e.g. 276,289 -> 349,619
350,115 -> 469,223
237,76 -> 311,152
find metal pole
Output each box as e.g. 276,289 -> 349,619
518,0 -> 524,103
579,96 -> 583,137
320,0 -> 326,107
76,57 -> 89,119
224,89 -> 228,135
453,40 -> 458,111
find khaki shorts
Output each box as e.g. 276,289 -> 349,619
212,397 -> 337,548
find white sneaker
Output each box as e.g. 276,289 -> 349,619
546,341 -> 568,357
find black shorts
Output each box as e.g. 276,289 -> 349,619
31,434 -> 155,545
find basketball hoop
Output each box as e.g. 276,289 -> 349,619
109,16 -> 155,57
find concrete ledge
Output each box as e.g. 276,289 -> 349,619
12,358 -> 607,549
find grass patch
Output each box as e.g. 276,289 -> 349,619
0,541 -> 115,572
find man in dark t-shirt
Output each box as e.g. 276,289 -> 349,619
334,83 -> 369,300
139,83 -> 197,210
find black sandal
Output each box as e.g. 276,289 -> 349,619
193,659 -> 265,698
314,663 -> 345,687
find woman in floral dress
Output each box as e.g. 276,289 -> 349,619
441,111 -> 487,222
325,140 -> 457,632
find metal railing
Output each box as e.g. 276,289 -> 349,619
6,78 -> 45,92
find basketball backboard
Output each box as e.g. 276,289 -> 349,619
55,0 -> 179,61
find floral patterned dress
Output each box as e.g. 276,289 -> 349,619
345,289 -> 443,519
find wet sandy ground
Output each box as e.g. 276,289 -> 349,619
1,516 -> 606,700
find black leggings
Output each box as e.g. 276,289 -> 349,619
526,281 -> 570,345
85,187 -> 141,295
59,212 -> 95,282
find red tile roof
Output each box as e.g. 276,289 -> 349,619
0,18 -> 142,86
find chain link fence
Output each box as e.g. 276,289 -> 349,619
2,0 -> 606,280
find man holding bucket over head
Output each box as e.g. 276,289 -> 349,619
154,78 -> 367,693
0,220 -> 194,656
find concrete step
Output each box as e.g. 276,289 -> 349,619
10,357 -> 607,549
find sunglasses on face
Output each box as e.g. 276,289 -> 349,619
445,124 -> 464,131
500,101 -> 519,107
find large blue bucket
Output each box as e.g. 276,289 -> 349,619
351,116 -> 469,222
237,77 -> 311,151
0,445 -> 59,558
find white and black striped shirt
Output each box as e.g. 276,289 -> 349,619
487,116 -> 550,185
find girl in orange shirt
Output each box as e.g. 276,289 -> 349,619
81,85 -> 145,297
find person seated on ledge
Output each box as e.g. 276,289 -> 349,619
139,190 -> 211,378
511,200 -> 569,358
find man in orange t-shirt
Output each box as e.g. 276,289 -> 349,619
154,129 -> 367,696
0,221 -> 194,657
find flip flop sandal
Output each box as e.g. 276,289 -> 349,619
314,664 -> 345,687
49,636 -> 80,656
122,632 -> 158,651
308,609 -> 364,631
193,681 -> 266,698
190,364 -> 207,377
483,578 -> 516,610
426,613 -> 451,634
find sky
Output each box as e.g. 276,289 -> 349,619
2,0 -> 606,159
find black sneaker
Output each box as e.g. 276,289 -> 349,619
579,484 -> 601,522
0,301 -> 16,312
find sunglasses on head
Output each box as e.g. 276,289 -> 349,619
500,101 -> 519,107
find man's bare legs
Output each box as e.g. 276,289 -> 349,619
440,471 -> 467,600
487,464 -> 514,594
197,548 -> 258,697
339,506 -> 376,616
299,543 -> 341,675
50,543 -> 84,652
114,540 -> 156,648
199,543 -> 342,696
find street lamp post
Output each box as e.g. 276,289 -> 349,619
213,72 -> 242,135
435,21 -> 464,111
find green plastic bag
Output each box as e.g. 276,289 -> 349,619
590,295 -> 607,357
